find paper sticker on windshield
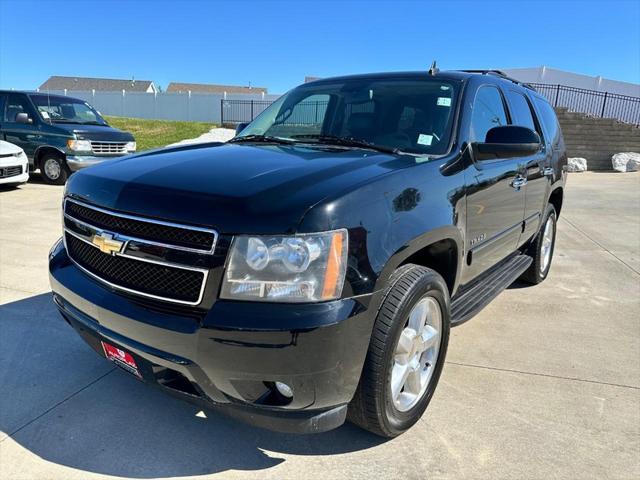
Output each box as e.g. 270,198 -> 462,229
41,111 -> 50,119
437,97 -> 452,107
417,134 -> 433,146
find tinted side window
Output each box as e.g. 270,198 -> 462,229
4,94 -> 33,123
507,91 -> 537,133
471,86 -> 508,142
533,97 -> 560,146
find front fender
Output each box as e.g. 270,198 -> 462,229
298,157 -> 466,300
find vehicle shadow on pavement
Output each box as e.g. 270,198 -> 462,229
0,293 -> 386,478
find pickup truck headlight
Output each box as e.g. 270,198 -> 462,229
67,139 -> 92,152
221,229 -> 348,303
125,141 -> 136,152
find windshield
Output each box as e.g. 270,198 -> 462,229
30,95 -> 107,125
237,77 -> 460,155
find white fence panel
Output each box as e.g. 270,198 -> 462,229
38,89 -> 282,123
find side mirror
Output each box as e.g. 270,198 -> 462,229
235,122 -> 249,136
472,125 -> 540,161
15,113 -> 33,124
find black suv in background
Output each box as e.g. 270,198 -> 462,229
0,91 -> 135,184
49,70 -> 566,437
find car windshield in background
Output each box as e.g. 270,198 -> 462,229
237,77 -> 460,155
30,95 -> 107,125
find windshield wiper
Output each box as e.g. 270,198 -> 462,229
52,120 -> 82,124
81,121 -> 107,126
228,134 -> 295,145
291,134 -> 401,155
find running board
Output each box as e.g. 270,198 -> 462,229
451,254 -> 533,326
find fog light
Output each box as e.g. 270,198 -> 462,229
275,381 -> 293,398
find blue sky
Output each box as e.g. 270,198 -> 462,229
1,0 -> 638,93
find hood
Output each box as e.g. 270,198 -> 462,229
66,143 -> 409,233
0,140 -> 24,156
53,122 -> 134,142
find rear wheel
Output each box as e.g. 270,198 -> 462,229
521,204 -> 557,284
41,155 -> 69,185
348,264 -> 450,437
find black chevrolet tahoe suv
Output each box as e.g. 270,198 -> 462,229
49,70 -> 567,437
0,90 -> 135,184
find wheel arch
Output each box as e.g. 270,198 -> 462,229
375,226 -> 463,298
549,187 -> 563,218
34,146 -> 66,170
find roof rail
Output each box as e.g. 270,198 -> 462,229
461,69 -> 536,91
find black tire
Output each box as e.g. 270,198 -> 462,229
520,203 -> 557,284
348,264 -> 450,438
40,155 -> 70,185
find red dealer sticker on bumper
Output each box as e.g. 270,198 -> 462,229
101,341 -> 142,379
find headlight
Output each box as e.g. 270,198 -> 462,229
221,229 -> 348,303
67,139 -> 92,152
125,141 -> 136,152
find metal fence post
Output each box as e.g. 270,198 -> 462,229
554,84 -> 560,107
251,100 -> 254,120
220,99 -> 224,125
600,91 -> 608,118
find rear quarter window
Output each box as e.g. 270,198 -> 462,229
533,97 -> 561,146
506,90 -> 540,136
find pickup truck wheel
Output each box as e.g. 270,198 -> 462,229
41,156 -> 70,185
348,264 -> 450,438
521,204 -> 557,284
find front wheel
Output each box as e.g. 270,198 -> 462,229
521,204 -> 557,284
348,264 -> 450,437
41,156 -> 70,185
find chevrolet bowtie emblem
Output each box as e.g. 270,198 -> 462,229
92,232 -> 124,255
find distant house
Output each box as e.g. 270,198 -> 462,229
166,82 -> 267,95
39,76 -> 157,93
304,76 -> 321,83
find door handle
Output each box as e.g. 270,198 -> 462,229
511,175 -> 527,190
543,167 -> 554,176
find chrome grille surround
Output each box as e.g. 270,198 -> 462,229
90,141 -> 128,155
63,197 -> 218,305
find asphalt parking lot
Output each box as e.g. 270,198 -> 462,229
0,172 -> 638,480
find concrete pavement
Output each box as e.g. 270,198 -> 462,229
1,172 -> 638,479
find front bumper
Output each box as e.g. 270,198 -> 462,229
49,241 -> 377,433
0,158 -> 29,185
0,171 -> 29,185
66,154 -> 130,171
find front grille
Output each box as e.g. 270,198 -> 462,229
91,142 -> 127,155
65,201 -> 215,251
0,166 -> 22,178
65,233 -> 204,303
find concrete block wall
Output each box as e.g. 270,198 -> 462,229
555,108 -> 640,170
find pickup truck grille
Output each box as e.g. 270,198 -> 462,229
65,200 -> 216,251
0,166 -> 22,178
90,142 -> 127,155
65,233 -> 205,303
63,198 -> 217,305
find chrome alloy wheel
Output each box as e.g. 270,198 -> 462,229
540,216 -> 555,274
390,296 -> 442,412
44,158 -> 61,180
